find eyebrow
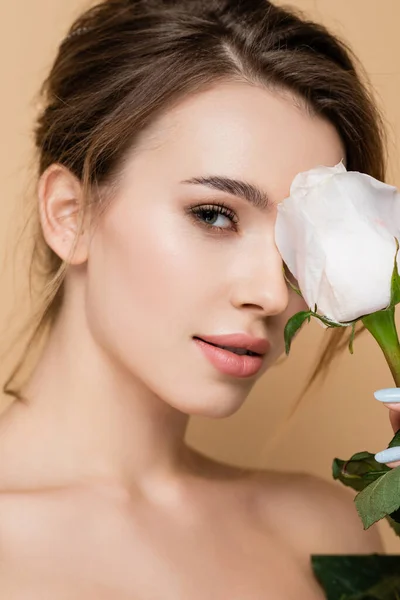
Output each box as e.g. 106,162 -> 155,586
180,175 -> 272,211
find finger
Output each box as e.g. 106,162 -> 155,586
379,411 -> 400,466
373,389 -> 400,467
374,388 -> 400,433
388,407 -> 400,434
374,388 -> 400,407
375,447 -> 400,468
380,411 -> 400,465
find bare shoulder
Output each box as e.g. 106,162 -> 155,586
185,449 -> 383,555
0,486 -> 85,545
250,468 -> 385,555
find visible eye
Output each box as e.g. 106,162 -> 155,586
187,202 -> 239,232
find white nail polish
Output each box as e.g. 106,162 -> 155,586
374,389 -> 400,403
375,447 -> 400,463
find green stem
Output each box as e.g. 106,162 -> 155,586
362,307 -> 400,387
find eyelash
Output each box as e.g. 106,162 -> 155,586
187,201 -> 239,233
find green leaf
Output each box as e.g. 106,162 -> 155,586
345,575 -> 400,600
344,574 -> 400,600
333,432 -> 400,532
311,555 -> 400,600
282,266 -> 303,297
390,237 -> 400,308
284,310 -> 312,355
349,322 -> 357,354
351,451 -> 380,460
311,312 -> 355,328
354,466 -> 400,529
332,452 -> 391,493
372,429 -> 400,527
387,428 -> 400,449
284,307 -> 359,357
361,308 -> 400,387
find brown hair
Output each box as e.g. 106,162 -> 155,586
3,0 -> 386,404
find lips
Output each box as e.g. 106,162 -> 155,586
193,337 -> 266,377
193,333 -> 270,356
203,342 -> 258,356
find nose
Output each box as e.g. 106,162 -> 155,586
230,240 -> 290,316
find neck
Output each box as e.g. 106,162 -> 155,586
2,296 -> 192,497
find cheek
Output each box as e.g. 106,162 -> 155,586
283,290 -> 309,328
268,290 -> 308,352
291,293 -> 309,314
85,205 -> 200,344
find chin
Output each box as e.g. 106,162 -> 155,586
167,387 -> 250,419
187,402 -> 245,419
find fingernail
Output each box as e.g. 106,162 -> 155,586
374,388 -> 400,403
374,447 -> 400,463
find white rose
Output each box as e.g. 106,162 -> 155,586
274,161 -> 400,323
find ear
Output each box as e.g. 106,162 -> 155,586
38,164 -> 90,265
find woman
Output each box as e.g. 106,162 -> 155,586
0,0 -> 394,597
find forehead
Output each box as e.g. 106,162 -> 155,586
126,81 -> 345,203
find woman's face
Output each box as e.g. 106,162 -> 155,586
85,81 -> 344,417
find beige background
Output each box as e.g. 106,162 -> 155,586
1,0 -> 399,553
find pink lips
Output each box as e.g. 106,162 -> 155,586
193,333 -> 270,378
195,333 -> 270,355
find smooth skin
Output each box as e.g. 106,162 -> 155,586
0,81 -> 386,599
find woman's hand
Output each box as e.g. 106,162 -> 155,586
374,389 -> 400,468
